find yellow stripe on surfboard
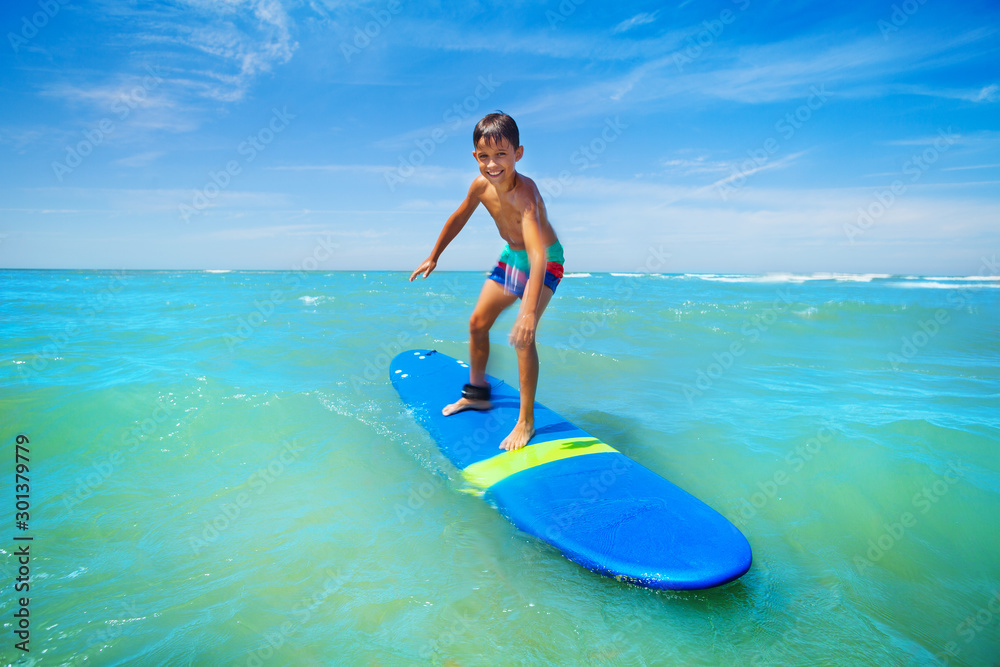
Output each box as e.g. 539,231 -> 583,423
462,436 -> 618,493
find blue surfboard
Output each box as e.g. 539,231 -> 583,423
390,349 -> 752,590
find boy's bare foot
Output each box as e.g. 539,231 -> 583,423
442,397 -> 492,416
500,420 -> 534,451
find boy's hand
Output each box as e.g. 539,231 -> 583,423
509,312 -> 536,348
409,258 -> 437,281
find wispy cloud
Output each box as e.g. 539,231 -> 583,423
886,82 -> 999,103
514,25 -> 999,123
267,163 -> 473,190
114,151 -> 165,168
0,128 -> 47,154
268,164 -> 394,174
941,163 -> 1000,172
4,1 -> 996,272
395,17 -> 686,62
661,155 -> 735,177
613,12 -> 659,34
202,223 -> 388,241
93,0 -> 298,103
706,151 -> 808,190
880,130 -> 1000,147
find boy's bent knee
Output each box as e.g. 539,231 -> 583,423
469,313 -> 491,336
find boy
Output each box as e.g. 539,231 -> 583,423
408,112 -> 564,452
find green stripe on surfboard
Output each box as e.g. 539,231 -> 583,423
462,437 -> 618,492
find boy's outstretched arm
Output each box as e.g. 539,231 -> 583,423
409,183 -> 481,281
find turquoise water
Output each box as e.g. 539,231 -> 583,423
1,269 -> 998,666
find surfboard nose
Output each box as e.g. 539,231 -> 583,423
486,452 -> 753,590
389,349 -> 450,383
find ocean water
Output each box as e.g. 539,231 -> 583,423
1,268 -> 998,666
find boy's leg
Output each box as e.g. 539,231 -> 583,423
500,285 -> 555,451
442,279 -> 518,416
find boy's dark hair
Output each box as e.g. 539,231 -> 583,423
473,112 -> 519,149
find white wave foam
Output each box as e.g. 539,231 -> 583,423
563,273 -> 592,278
685,273 -> 746,282
891,281 -> 1000,289
922,276 -> 1000,282
687,273 -> 891,283
823,273 -> 892,282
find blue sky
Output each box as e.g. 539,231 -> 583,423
1,0 -> 998,273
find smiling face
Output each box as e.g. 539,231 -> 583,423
474,137 -> 522,188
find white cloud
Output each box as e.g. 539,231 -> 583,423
974,84 -> 999,102
511,26 -> 999,125
535,175 -> 1000,273
661,155 -> 739,177
114,151 -> 165,167
941,163 -> 1000,172
706,151 -> 808,191
612,12 -> 659,34
268,164 -> 395,174
395,17 -> 685,62
885,82 -> 999,103
91,0 -> 298,103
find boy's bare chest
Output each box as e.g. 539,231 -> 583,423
480,196 -> 523,240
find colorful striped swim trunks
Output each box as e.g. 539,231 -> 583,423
488,240 -> 565,297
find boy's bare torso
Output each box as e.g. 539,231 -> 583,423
471,174 -> 559,251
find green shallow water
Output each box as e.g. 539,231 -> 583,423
1,269 -> 998,666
